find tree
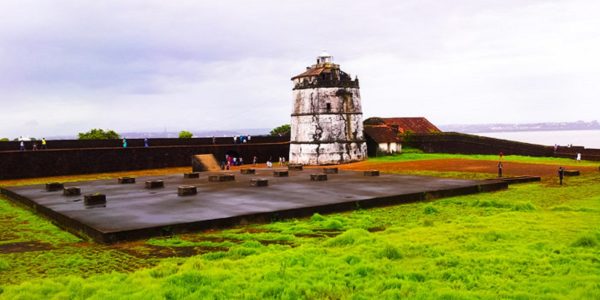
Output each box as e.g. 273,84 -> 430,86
0,138 -> 9,142
178,130 -> 193,139
78,129 -> 120,140
270,124 -> 291,136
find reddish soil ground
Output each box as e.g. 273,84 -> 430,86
337,158 -> 597,178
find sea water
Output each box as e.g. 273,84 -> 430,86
473,130 -> 600,149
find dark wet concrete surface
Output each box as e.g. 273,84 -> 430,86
2,169 -> 507,242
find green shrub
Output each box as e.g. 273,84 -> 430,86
310,213 -> 326,222
178,130 -> 193,139
325,229 -> 371,247
423,205 -> 439,214
0,257 -> 10,271
78,128 -> 120,140
571,235 -> 598,248
512,202 -> 536,211
323,218 -> 344,230
378,244 -> 403,260
270,124 -> 291,136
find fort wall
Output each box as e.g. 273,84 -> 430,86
407,132 -> 600,161
0,139 -> 289,180
0,136 -> 288,152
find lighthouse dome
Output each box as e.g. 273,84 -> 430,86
317,50 -> 333,64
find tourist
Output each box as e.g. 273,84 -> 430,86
266,159 -> 273,168
247,135 -> 251,142
32,142 -> 38,151
212,136 -> 216,144
497,161 -> 503,177
253,156 -> 257,166
19,140 -> 25,151
239,157 -> 244,165
576,153 -> 581,162
233,157 -> 237,166
41,138 -> 47,149
558,166 -> 564,185
499,151 -> 504,161
122,138 -> 127,148
233,136 -> 238,144
144,138 -> 149,148
554,144 -> 558,152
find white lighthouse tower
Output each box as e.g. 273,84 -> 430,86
289,51 -> 367,165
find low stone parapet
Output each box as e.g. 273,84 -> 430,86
310,174 -> 327,181
250,178 -> 269,187
178,185 -> 197,196
45,182 -> 64,192
208,174 -> 235,182
63,187 -> 81,196
145,180 -> 165,189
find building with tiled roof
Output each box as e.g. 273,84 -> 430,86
363,125 -> 401,156
364,117 -> 441,134
363,117 -> 441,156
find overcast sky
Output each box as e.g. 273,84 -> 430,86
1,0 -> 599,138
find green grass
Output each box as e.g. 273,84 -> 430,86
1,158 -> 599,299
372,148 -> 599,167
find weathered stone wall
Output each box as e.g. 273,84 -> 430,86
289,142 -> 367,165
290,87 -> 367,165
0,136 -> 288,152
0,142 -> 290,180
406,132 -> 600,161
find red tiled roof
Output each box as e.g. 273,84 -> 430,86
291,66 -> 327,80
380,117 -> 441,134
363,125 -> 399,143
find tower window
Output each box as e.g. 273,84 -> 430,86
326,103 -> 331,112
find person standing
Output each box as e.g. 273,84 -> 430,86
144,138 -> 149,148
576,153 -> 581,162
253,156 -> 257,166
32,142 -> 38,151
19,140 -> 25,151
558,166 -> 565,185
122,138 -> 127,148
41,138 -> 47,149
497,161 -> 503,178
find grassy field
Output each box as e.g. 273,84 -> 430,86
371,148 -> 600,167
0,154 -> 599,299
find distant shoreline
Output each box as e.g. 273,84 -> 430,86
468,128 -> 600,134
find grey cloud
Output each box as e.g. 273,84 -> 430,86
0,0 -> 599,138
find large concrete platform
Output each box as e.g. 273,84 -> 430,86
0,169 -> 508,243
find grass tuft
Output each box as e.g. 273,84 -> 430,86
571,235 -> 598,248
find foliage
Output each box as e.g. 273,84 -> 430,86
0,138 -> 8,142
270,124 -> 291,136
178,130 -> 193,139
77,128 -> 120,140
1,157 -> 600,298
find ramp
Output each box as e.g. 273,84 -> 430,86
192,154 -> 221,172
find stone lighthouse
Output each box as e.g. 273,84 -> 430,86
289,51 -> 367,165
